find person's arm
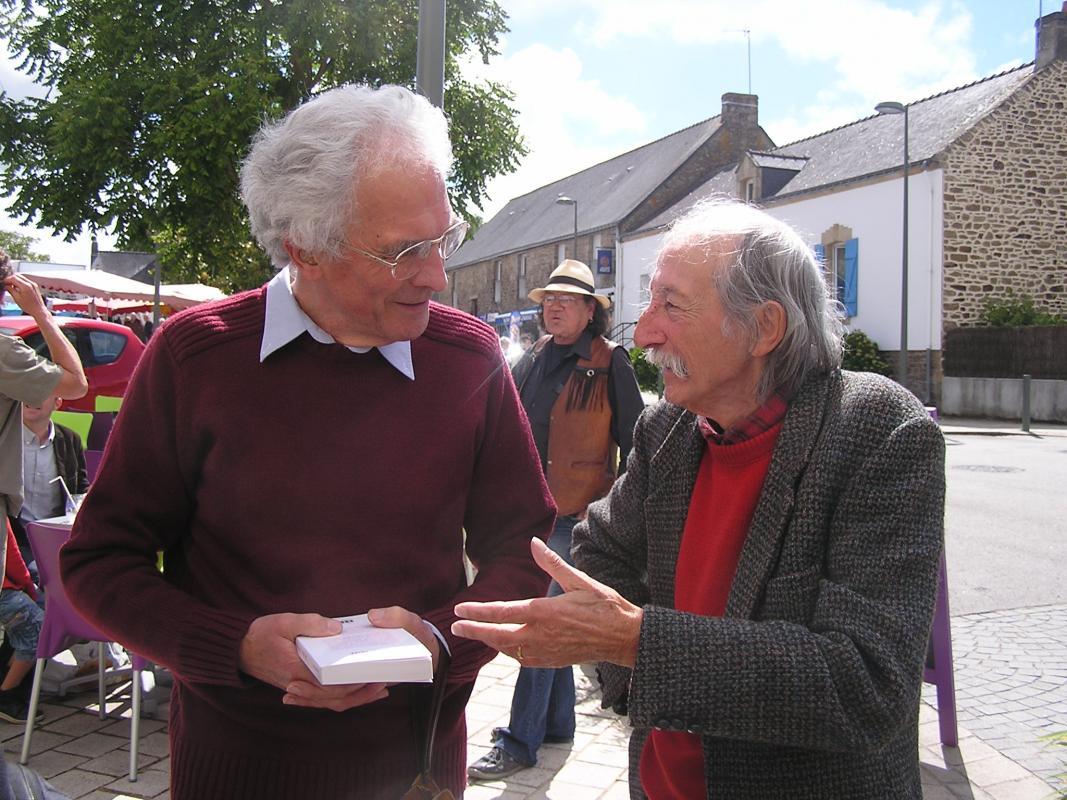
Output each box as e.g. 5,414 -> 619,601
420,348 -> 555,685
3,275 -> 87,400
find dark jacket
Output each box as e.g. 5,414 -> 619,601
52,423 -> 89,498
573,369 -> 945,799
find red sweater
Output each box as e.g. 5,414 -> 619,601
641,423 -> 782,799
60,290 -> 554,799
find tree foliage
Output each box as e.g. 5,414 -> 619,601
841,329 -> 891,376
629,346 -> 663,396
0,0 -> 526,291
979,291 -> 1067,327
0,229 -> 49,261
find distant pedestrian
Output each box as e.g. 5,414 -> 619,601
468,259 -> 643,782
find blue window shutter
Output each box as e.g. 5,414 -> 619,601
813,243 -> 825,266
843,238 -> 859,317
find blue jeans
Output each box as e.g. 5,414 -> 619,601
0,588 -> 43,661
495,516 -> 577,766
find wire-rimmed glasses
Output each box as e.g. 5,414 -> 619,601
339,219 -> 469,281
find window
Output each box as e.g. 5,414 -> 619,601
451,283 -> 457,309
25,328 -> 128,367
469,297 -> 479,318
557,242 -> 566,263
639,273 -> 652,304
493,260 -> 502,304
814,233 -> 858,317
744,179 -> 756,203
517,255 -> 527,300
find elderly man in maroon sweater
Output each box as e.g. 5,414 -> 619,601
60,84 -> 554,799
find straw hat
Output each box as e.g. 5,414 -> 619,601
528,259 -> 611,309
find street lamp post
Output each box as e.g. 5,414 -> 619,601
875,100 -> 910,389
556,195 -> 579,261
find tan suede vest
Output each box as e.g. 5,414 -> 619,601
537,335 -> 618,516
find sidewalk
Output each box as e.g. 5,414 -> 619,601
0,650 -> 1060,799
939,415 -> 1067,437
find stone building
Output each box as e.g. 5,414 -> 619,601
616,5 -> 1067,404
441,93 -> 773,338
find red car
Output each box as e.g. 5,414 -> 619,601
0,316 -> 146,412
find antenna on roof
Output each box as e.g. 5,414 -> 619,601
727,29 -> 753,93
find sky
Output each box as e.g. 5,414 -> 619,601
0,0 -> 1048,266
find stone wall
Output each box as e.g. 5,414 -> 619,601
441,229 -> 617,320
940,59 -> 1067,330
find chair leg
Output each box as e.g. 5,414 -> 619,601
97,643 -> 107,719
19,658 -> 47,765
129,667 -> 140,782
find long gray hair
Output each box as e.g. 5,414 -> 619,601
240,84 -> 453,267
661,197 -> 845,401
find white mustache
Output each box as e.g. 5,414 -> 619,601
644,346 -> 688,379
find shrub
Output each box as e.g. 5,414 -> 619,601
629,346 -> 663,395
979,291 -> 1067,327
842,330 -> 892,376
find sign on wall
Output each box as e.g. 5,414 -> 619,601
596,248 -> 614,274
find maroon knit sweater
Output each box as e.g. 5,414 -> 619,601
60,289 -> 554,799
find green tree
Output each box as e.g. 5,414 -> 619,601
842,329 -> 891,376
0,0 -> 525,292
0,229 -> 49,261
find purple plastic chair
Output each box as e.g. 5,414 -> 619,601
84,450 -> 104,484
923,551 -> 958,746
20,519 -> 149,781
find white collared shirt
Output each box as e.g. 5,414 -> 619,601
259,266 -> 414,380
21,423 -> 60,521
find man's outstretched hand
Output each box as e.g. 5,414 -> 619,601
452,538 -> 642,668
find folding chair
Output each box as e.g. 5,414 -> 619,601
923,550 -> 958,746
84,450 -> 104,483
20,520 -> 150,781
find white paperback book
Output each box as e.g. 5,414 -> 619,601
295,614 -> 433,685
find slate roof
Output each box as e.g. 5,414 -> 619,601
637,63 -> 1034,234
92,250 -> 158,283
449,116 -> 723,268
749,152 -> 808,170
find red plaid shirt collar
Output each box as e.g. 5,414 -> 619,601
697,391 -> 790,446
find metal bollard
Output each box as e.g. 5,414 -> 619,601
1021,374 -> 1031,432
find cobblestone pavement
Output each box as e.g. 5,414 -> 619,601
923,603 -> 1067,788
0,648 -> 1060,799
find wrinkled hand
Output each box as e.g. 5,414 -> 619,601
451,538 -> 642,668
238,612 -> 389,712
3,274 -> 49,319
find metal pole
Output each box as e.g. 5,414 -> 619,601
416,0 -> 446,108
1022,374 -> 1031,432
899,106 -> 910,389
152,263 -> 161,328
572,203 -> 579,261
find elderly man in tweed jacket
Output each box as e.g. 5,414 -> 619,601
453,197 -> 945,799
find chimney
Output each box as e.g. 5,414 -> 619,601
1035,2 -> 1067,71
721,93 -> 758,130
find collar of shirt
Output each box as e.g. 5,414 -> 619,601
259,266 -> 414,380
21,422 -> 54,448
698,391 -> 790,446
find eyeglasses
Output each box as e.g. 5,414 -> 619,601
542,293 -> 580,307
338,219 -> 469,280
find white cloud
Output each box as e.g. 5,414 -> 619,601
460,42 -> 649,217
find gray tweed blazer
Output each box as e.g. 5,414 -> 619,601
572,369 -> 945,799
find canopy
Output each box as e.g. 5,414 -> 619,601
51,298 -> 155,316
21,269 -> 225,311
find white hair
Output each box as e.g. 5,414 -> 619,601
661,196 -> 845,401
240,84 -> 454,267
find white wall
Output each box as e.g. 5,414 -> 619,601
618,169 -> 944,351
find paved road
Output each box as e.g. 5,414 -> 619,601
942,426 -> 1067,615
